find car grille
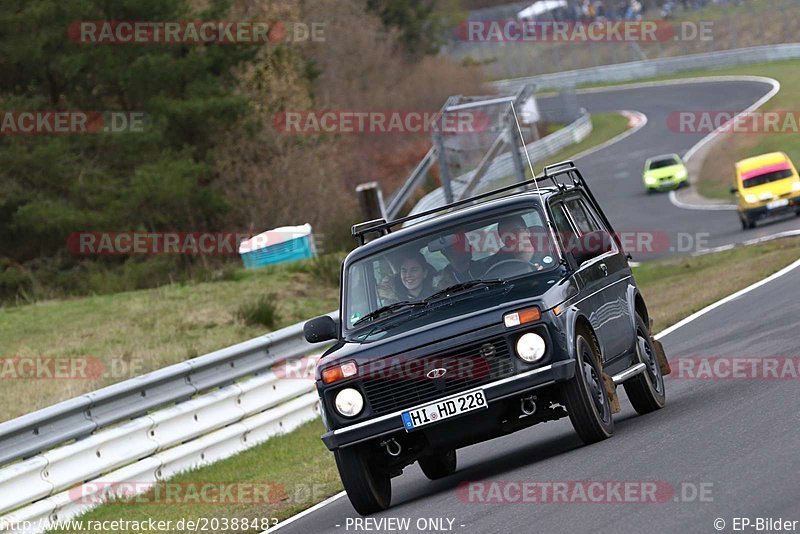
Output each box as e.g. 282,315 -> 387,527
659,175 -> 673,182
361,337 -> 515,416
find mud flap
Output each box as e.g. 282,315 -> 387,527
601,372 -> 621,414
652,338 -> 672,376
649,319 -> 671,376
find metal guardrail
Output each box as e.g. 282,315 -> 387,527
493,43 -> 800,92
410,110 -> 592,216
0,312 -> 336,469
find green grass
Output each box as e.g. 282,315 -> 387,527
47,236 -> 800,532
538,112 -> 631,170
578,59 -> 800,201
0,257 -> 340,422
635,236 -> 800,332
476,111 -> 631,195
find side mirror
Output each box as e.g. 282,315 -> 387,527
730,187 -> 738,195
570,230 -> 613,266
304,315 -> 338,343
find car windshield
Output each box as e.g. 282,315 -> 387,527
742,167 -> 794,188
648,156 -> 679,169
343,206 -> 559,330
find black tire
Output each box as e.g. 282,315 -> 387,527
418,449 -> 457,480
740,215 -> 754,230
623,314 -> 666,415
334,445 -> 391,515
562,332 -> 614,444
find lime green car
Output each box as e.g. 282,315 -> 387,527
643,154 -> 689,193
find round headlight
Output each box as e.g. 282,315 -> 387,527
334,388 -> 364,417
515,333 -> 546,363
745,194 -> 758,204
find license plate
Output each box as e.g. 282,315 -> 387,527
767,199 -> 789,210
401,389 -> 487,431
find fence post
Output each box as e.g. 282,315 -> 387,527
433,132 -> 455,204
355,182 -> 387,221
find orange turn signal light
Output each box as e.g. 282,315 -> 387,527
322,361 -> 358,384
503,306 -> 541,328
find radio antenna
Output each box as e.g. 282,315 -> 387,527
509,101 -> 553,232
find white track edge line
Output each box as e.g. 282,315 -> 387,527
654,255 -> 800,340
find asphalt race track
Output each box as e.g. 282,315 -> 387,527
572,78 -> 800,261
270,79 -> 800,534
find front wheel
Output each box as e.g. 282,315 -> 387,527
562,333 -> 614,444
418,449 -> 457,480
623,314 -> 666,414
334,445 -> 391,515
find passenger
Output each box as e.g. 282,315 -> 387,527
377,250 -> 435,304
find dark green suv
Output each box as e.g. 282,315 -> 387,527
304,161 -> 671,515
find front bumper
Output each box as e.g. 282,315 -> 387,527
320,359 -> 574,450
645,177 -> 687,190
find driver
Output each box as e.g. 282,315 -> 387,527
487,215 -> 553,271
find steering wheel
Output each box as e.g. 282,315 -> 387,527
483,259 -> 535,278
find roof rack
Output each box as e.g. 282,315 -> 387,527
351,160 -> 625,256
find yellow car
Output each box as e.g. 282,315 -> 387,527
732,152 -> 800,229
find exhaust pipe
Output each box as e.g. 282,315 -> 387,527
380,438 -> 402,457
520,396 -> 537,416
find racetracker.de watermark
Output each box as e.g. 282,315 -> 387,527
457,20 -> 713,42
67,231 -> 313,256
68,481 -> 330,505
674,357 -> 800,380
439,229 -> 710,255
272,110 -> 491,135
668,110 -> 800,134
0,111 -> 146,135
69,21 -> 324,44
274,354 -> 495,382
457,480 -> 713,503
0,356 -> 145,380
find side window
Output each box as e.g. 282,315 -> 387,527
550,201 -> 578,250
564,198 -> 600,235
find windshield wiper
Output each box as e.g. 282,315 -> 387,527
423,278 -> 507,304
352,300 -> 426,327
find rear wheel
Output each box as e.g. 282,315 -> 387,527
418,449 -> 457,480
623,314 -> 666,414
334,445 -> 391,515
562,333 -> 614,444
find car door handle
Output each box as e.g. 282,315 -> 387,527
599,263 -> 608,276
